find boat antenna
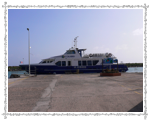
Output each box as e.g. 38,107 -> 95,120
74,36 -> 78,48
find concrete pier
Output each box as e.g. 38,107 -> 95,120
8,73 -> 143,112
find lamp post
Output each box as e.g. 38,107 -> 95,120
23,58 -> 24,64
27,28 -> 30,76
102,59 -> 104,73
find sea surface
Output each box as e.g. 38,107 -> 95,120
126,67 -> 143,73
8,67 -> 143,78
8,71 -> 28,78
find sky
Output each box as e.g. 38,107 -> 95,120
8,9 -> 143,66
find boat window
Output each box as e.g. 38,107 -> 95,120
87,60 -> 92,66
42,61 -> 46,63
50,60 -> 53,63
68,61 -> 71,66
82,61 -> 86,66
39,61 -> 42,64
62,61 -> 66,66
65,50 -> 75,54
78,61 -> 81,66
93,60 -> 99,65
55,61 -> 61,66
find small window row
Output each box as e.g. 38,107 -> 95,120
55,60 -> 99,66
55,61 -> 67,66
78,60 -> 99,66
40,60 -> 53,63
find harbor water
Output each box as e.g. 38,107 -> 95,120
126,67 -> 143,73
8,71 -> 28,78
8,67 -> 143,78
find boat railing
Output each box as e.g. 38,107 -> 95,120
83,53 -> 106,58
83,53 -> 117,59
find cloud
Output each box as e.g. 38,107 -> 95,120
104,48 -> 110,52
115,44 -> 127,53
122,45 -> 128,50
100,45 -> 104,49
122,32 -> 126,35
133,28 -> 143,36
94,46 -> 99,49
94,45 -> 109,51
91,45 -> 110,53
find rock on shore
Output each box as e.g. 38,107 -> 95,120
10,74 -> 20,78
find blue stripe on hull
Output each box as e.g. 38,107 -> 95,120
20,64 -> 128,74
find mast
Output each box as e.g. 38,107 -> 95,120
74,36 -> 78,48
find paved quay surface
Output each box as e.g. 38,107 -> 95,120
8,73 -> 143,112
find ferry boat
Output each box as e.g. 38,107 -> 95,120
19,37 -> 128,74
